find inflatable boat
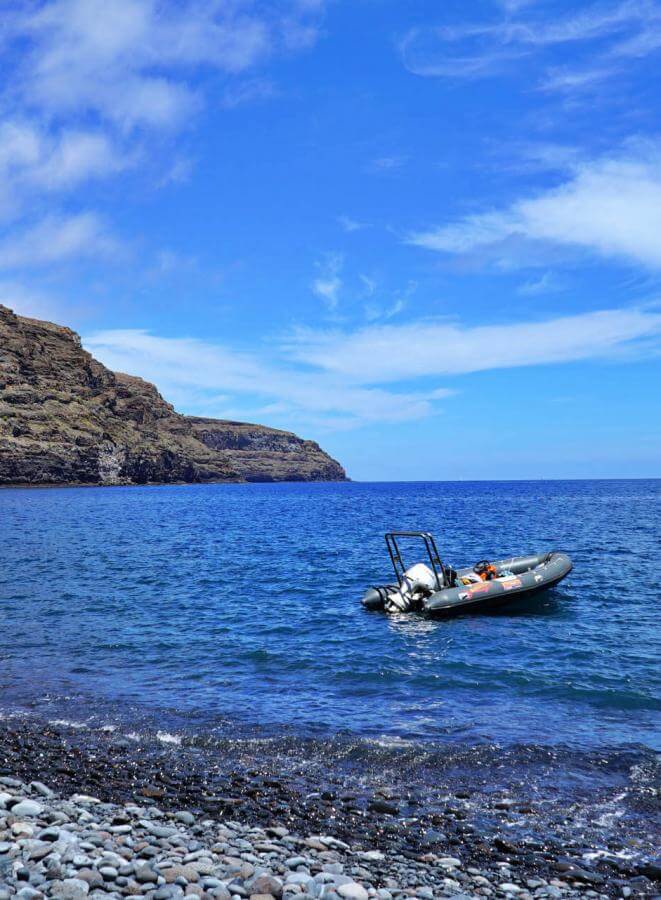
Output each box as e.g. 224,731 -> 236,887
362,532 -> 572,617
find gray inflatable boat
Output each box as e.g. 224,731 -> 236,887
362,532 -> 572,617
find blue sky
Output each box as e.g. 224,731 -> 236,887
1,0 -> 660,479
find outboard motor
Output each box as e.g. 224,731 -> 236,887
361,532 -> 449,614
384,563 -> 437,613
361,585 -> 391,611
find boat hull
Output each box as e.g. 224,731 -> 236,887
361,551 -> 572,616
423,551 -> 572,617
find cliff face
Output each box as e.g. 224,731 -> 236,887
189,418 -> 347,482
0,305 -> 347,486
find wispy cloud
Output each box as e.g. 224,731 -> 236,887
517,270 -> 564,296
363,279 -> 415,322
539,64 -> 616,93
0,0 -> 327,267
84,327 -> 450,429
0,213 -> 120,269
81,303 -> 661,431
399,1 -> 661,91
409,144 -> 661,269
338,215 -> 370,233
286,306 -> 661,383
0,121 -> 129,219
364,298 -> 406,322
221,77 -> 278,109
359,274 -> 377,296
368,155 -> 408,173
6,0 -> 320,130
311,253 -> 343,309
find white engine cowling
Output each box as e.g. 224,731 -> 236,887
385,563 -> 437,612
402,562 -> 437,593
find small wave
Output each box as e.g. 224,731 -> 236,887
48,718 -> 88,730
365,735 -> 416,749
156,730 -> 182,746
583,848 -> 634,862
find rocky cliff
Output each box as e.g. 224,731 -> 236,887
0,304 -> 347,486
189,418 -> 346,482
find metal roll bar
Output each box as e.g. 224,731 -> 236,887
385,531 -> 447,590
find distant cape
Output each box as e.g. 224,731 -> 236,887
0,304 -> 347,487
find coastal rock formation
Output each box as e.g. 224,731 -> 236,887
0,304 -> 347,486
189,418 -> 346,482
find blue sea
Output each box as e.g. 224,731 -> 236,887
1,479 -> 659,752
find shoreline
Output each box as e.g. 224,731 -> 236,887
0,716 -> 658,897
0,478 -> 350,491
1,477 -> 658,491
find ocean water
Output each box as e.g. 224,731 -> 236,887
0,480 -> 659,751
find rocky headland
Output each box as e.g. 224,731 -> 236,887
0,305 -> 346,487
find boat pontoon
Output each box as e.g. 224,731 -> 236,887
361,532 -> 572,617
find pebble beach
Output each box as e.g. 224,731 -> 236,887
0,718 -> 658,899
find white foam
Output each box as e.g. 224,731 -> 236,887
48,718 -> 88,730
366,735 -> 415,749
583,848 -> 634,862
156,731 -> 182,746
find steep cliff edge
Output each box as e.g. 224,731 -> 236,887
189,418 -> 347,482
0,305 -> 347,486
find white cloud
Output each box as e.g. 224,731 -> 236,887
84,328 -> 448,428
399,2 -> 661,89
539,65 -> 616,93
6,0 -> 325,131
409,145 -> 661,269
369,155 -> 408,173
0,0 -> 327,267
0,121 -> 127,204
221,78 -> 278,109
364,298 -> 406,322
0,213 -> 120,269
157,156 -> 194,187
517,270 -> 564,296
312,253 -> 343,309
0,120 -> 128,267
81,303 -> 661,430
10,0 -> 270,130
338,215 -> 370,232
359,274 -> 377,296
285,306 -> 661,382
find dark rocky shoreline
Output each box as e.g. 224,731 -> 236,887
0,716 -> 658,897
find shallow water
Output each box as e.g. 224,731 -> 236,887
0,480 -> 659,750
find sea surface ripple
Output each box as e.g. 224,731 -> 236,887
0,480 -> 659,750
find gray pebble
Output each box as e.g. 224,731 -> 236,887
175,811 -> 196,826
50,878 -> 91,899
30,781 -> 55,798
135,864 -> 160,883
11,799 -> 44,817
336,884 -> 368,900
